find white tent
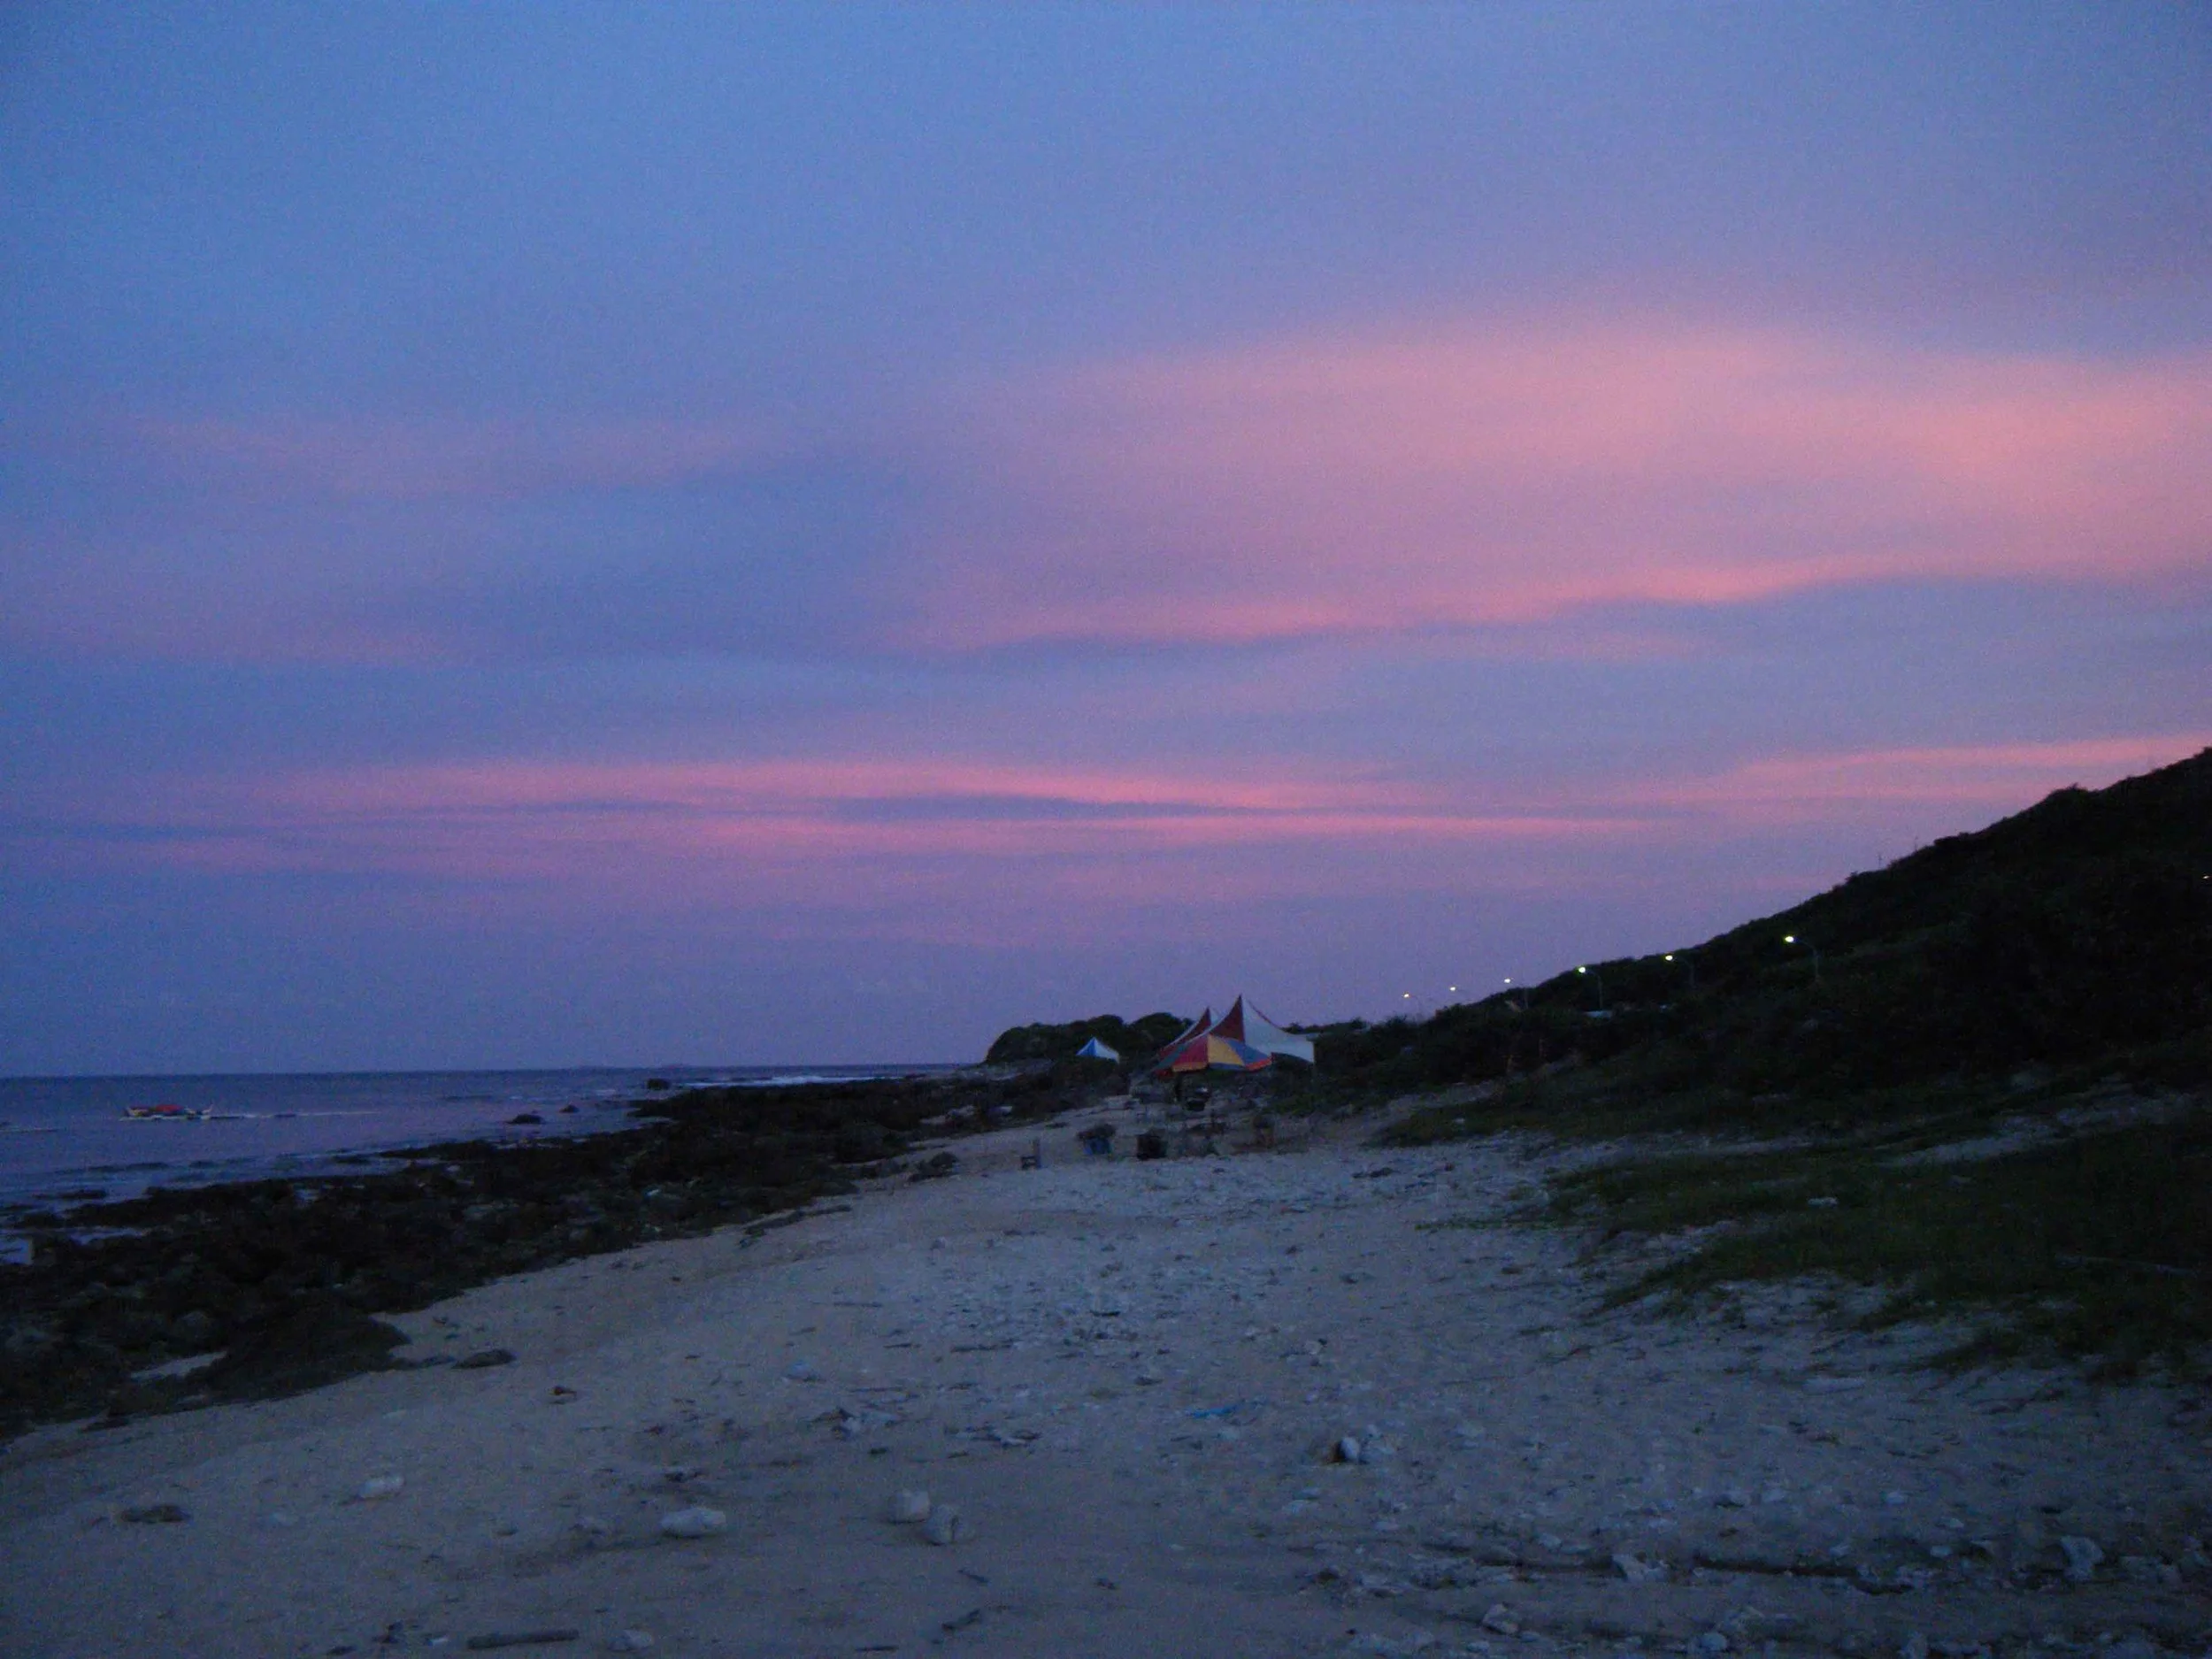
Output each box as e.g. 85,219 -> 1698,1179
1211,995 -> 1316,1064
1075,1036 -> 1120,1061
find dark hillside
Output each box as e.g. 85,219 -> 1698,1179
1351,748 -> 2212,1375
1328,748 -> 2212,1104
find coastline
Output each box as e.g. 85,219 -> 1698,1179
2,1107 -> 2204,1657
0,1065 -> 1059,1440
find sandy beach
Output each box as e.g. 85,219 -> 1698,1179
3,1110 -> 2205,1658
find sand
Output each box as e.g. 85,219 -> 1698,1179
2,1110 -> 2205,1657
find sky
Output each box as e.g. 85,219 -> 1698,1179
3,4 -> 2208,1073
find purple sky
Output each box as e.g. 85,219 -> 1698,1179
4,4 -> 2208,1072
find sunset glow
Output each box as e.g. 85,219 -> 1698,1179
3,6 -> 2206,1069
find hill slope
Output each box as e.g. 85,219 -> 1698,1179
1325,747 -> 2212,1106
1339,748 -> 2212,1376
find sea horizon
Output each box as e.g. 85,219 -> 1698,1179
0,1063 -> 962,1222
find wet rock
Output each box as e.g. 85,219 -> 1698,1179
1333,1436 -> 1364,1464
606,1634 -> 654,1653
1611,1552 -> 1663,1583
202,1299 -> 410,1402
1480,1605 -> 1518,1635
658,1505 -> 726,1539
357,1475 -> 404,1502
2059,1535 -> 2104,1581
455,1348 -> 516,1370
924,1502 -> 965,1546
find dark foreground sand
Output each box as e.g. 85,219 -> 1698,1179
2,1114 -> 2205,1658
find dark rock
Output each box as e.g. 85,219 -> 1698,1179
119,1502 -> 188,1523
454,1348 -> 516,1370
197,1300 -> 409,1400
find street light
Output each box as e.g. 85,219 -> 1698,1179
1502,976 -> 1527,1012
1663,951 -> 1697,991
1783,934 -> 1822,984
1576,964 -> 1607,1011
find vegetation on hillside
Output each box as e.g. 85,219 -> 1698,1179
1336,748 -> 2211,1107
986,1010 -> 1188,1065
1362,749 -> 2212,1376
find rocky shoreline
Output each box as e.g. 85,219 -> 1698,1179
0,1064 -> 1103,1438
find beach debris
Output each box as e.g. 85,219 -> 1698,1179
2059,1534 -> 2105,1580
941,1608 -> 984,1633
658,1505 -> 727,1539
924,1502 -> 966,1546
464,1632 -> 578,1651
1610,1552 -> 1664,1583
889,1488 -> 933,1523
119,1502 -> 188,1524
455,1348 -> 516,1370
356,1475 -> 405,1502
826,1404 -> 900,1438
606,1635 -> 654,1653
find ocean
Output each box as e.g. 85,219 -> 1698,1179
0,1065 -> 949,1226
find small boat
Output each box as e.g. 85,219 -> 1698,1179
123,1103 -> 215,1122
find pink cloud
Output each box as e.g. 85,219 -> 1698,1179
27,735 -> 2203,897
18,756 -> 1632,893
903,316 -> 2212,647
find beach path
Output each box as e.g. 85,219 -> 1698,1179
2,1117 -> 2204,1656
